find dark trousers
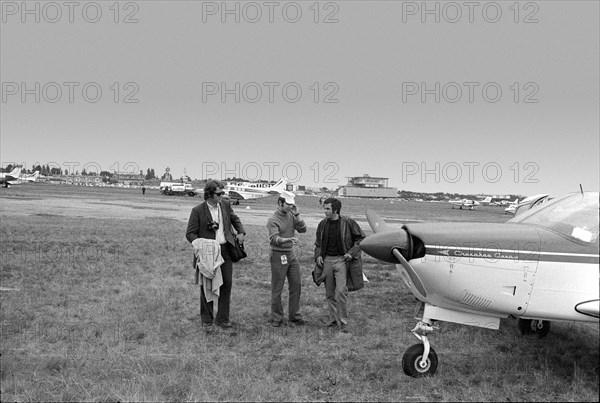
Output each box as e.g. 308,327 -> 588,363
200,243 -> 233,324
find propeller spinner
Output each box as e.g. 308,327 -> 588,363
363,209 -> 428,298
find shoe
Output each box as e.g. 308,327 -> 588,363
327,320 -> 338,328
272,321 -> 282,327
216,321 -> 233,329
291,318 -> 306,326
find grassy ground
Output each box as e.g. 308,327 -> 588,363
0,186 -> 598,401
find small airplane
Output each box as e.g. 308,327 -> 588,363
0,166 -> 23,187
504,193 -> 549,215
225,177 -> 289,203
477,196 -> 494,205
361,191 -> 599,377
448,198 -> 480,210
8,171 -> 40,185
500,198 -> 519,206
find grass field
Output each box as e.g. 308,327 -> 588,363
1,185 -> 598,401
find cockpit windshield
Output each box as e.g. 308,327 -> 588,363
510,192 -> 599,244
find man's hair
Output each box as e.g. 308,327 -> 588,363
203,179 -> 225,200
323,197 -> 341,214
277,197 -> 286,206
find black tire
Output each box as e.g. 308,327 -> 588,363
402,344 -> 438,378
518,318 -> 550,337
534,320 -> 551,338
518,318 -> 535,335
188,192 -> 195,197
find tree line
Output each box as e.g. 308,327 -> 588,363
3,164 -> 160,180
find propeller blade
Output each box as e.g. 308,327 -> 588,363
366,209 -> 391,233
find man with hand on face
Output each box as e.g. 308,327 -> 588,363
186,180 -> 246,330
314,198 -> 365,332
267,190 -> 307,327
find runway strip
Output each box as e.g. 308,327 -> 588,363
0,195 -> 406,230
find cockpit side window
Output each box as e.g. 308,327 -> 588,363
511,193 -> 599,243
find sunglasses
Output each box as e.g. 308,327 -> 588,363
215,191 -> 225,196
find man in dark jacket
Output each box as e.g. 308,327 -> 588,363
314,198 -> 365,331
186,180 -> 245,329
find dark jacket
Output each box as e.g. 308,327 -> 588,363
186,201 -> 245,264
185,202 -> 246,245
314,215 -> 366,291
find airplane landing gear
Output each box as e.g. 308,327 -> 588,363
518,318 -> 551,338
403,321 -> 439,377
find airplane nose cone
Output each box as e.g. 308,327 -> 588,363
360,230 -> 410,264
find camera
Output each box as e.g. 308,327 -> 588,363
208,221 -> 219,231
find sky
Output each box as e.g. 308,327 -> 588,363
1,0 -> 598,196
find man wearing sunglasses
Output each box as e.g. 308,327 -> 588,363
186,180 -> 246,330
267,190 -> 307,327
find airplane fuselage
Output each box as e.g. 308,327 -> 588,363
363,221 -> 599,329
226,178 -> 288,200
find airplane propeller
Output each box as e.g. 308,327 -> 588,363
363,209 -> 428,298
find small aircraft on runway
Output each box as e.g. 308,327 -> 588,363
448,198 -> 480,210
8,171 -> 40,185
225,177 -> 289,203
361,191 -> 599,377
477,196 -> 494,206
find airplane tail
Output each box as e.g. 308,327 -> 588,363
482,196 -> 492,203
8,166 -> 22,177
269,177 -> 289,193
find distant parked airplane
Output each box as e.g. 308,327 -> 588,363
225,177 -> 289,202
477,196 -> 494,205
505,194 -> 549,215
8,171 -> 40,185
449,198 -> 479,210
0,166 -> 22,187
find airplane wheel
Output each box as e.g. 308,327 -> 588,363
517,318 -> 535,335
534,320 -> 551,338
402,344 -> 438,378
